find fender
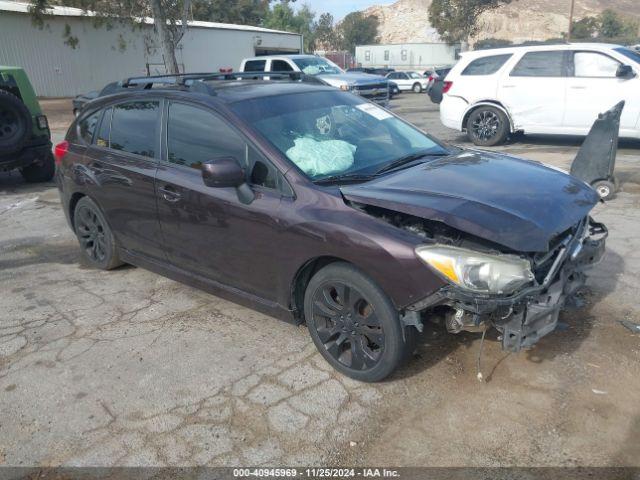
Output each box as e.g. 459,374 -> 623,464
462,101 -> 516,133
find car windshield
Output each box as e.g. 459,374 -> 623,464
231,90 -> 449,182
292,57 -> 343,75
614,47 -> 640,65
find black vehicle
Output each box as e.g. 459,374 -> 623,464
55,73 -> 606,382
427,67 -> 452,104
347,67 -> 395,76
73,81 -> 148,116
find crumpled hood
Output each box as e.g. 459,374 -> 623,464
341,150 -> 600,252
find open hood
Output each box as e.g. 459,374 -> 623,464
341,150 -> 600,252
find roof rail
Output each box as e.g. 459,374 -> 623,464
121,71 -> 323,89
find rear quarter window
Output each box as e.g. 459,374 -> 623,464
109,101 -> 159,158
78,110 -> 101,144
461,54 -> 512,75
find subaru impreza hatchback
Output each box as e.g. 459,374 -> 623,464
55,74 -> 606,381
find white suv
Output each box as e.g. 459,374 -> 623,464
440,43 -> 640,146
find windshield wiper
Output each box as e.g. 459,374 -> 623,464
313,173 -> 377,185
375,150 -> 449,175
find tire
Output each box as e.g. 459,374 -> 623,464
412,82 -> 422,93
303,262 -> 412,382
20,150 -> 55,183
591,179 -> 616,201
0,89 -> 33,155
466,106 -> 510,146
73,196 -> 123,270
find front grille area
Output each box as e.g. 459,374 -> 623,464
531,218 -> 587,284
355,82 -> 389,102
354,82 -> 388,91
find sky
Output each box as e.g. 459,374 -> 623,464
293,0 -> 396,21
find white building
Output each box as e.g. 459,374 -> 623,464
355,43 -> 461,71
0,0 -> 303,97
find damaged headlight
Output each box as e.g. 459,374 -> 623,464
415,245 -> 534,294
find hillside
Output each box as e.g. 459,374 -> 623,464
363,0 -> 640,44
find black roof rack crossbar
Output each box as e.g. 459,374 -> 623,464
121,71 -> 326,91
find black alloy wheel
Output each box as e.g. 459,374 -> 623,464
466,106 -> 509,146
312,281 -> 385,370
304,263 -> 413,382
73,196 -> 123,270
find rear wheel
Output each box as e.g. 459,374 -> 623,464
466,106 -> 509,146
20,150 -> 55,183
0,89 -> 32,155
304,262 -> 412,382
412,82 -> 422,93
73,196 -> 123,270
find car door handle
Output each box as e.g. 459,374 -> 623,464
158,185 -> 182,203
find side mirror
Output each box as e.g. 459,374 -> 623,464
616,64 -> 635,78
202,157 -> 255,204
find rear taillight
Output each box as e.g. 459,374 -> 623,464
54,140 -> 69,165
442,81 -> 453,94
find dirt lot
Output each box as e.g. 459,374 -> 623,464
1,95 -> 639,468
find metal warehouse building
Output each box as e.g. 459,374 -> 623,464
355,43 -> 460,71
0,0 -> 303,97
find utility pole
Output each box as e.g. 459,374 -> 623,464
567,0 -> 575,42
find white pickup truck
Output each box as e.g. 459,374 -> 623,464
240,54 -> 390,105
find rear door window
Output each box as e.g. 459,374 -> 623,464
573,51 -> 620,78
462,54 -> 512,75
78,110 -> 101,144
96,107 -> 111,148
510,51 -> 566,77
109,101 -> 160,158
244,60 -> 266,72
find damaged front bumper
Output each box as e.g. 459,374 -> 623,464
406,218 -> 607,352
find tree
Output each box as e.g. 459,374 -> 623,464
428,0 -> 513,44
569,16 -> 599,39
599,9 -> 638,39
190,0 -> 271,25
30,0 -> 192,74
338,12 -> 379,54
315,12 -> 338,51
474,38 -> 512,49
263,1 -> 318,52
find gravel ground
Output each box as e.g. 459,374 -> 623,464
0,94 -> 638,469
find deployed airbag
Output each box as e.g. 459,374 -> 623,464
286,136 -> 356,177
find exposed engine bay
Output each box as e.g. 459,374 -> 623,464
351,201 -> 608,353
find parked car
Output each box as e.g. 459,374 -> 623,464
55,73 -> 606,382
388,81 -> 400,98
426,67 -> 452,104
386,71 -> 429,93
0,66 -> 54,182
440,43 -> 640,146
240,55 -> 390,105
73,81 -> 122,117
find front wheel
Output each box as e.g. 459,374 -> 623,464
304,262 -> 412,382
466,106 -> 510,146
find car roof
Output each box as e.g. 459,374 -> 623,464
461,42 -> 625,59
87,80 -> 336,108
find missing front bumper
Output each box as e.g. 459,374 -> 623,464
407,219 -> 607,352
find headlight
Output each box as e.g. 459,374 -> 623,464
415,245 -> 534,294
339,84 -> 350,91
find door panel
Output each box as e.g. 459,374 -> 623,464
82,100 -> 165,261
155,165 -> 283,300
156,101 -> 288,301
563,51 -> 639,132
497,50 -> 568,130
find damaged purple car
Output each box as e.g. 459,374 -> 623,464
56,75 -> 607,382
